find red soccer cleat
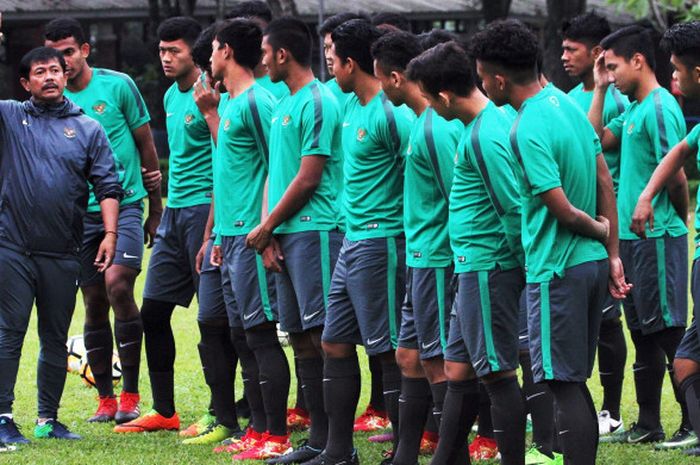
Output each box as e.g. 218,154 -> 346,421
115,391 -> 140,424
469,435 -> 499,461
113,409 -> 180,433
354,405 -> 390,432
232,432 -> 292,460
420,431 -> 439,455
88,395 -> 118,423
213,427 -> 263,454
286,407 -> 311,432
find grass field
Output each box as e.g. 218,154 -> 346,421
2,233 -> 696,465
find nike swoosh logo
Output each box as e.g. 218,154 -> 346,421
526,392 -> 546,401
366,336 -> 385,346
271,117 -> 279,123
421,339 -> 439,350
304,310 -> 322,322
473,357 -> 485,367
119,341 -> 139,348
602,304 -> 614,313
122,252 -> 139,259
244,311 -> 258,320
519,335 -> 529,341
342,122 -> 350,127
166,112 -> 174,117
85,348 -> 100,354
642,315 -> 658,326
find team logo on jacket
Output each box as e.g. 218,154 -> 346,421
223,119 -> 231,131
184,114 -> 195,125
356,128 -> 367,142
92,102 -> 106,115
282,115 -> 291,126
64,127 -> 76,138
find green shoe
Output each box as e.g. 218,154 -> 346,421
182,424 -> 236,445
34,420 -> 81,440
179,412 -> 216,437
654,427 -> 699,450
603,422 -> 665,444
525,446 -> 563,465
526,414 -> 533,433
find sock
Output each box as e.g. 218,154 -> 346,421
477,382 -> 494,438
655,328 -> 690,430
431,379 -> 479,465
430,381 -> 447,427
393,377 -> 431,465
148,371 -> 174,418
369,354 -> 385,411
549,381 -> 597,465
298,356 -> 327,449
597,318 -> 626,420
231,327 -> 265,433
294,360 -> 307,411
520,351 -> 554,455
681,373 -> 700,439
381,357 -> 402,451
630,330 -> 665,430
114,317 -> 143,394
198,322 -> 238,429
668,363 -> 693,430
324,355 -> 361,458
83,322 -> 115,397
141,298 -> 176,416
484,376 -> 526,465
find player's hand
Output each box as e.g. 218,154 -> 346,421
630,197 -> 653,239
246,223 -> 273,253
210,244 -> 223,267
94,233 -> 117,273
195,240 -> 208,274
193,78 -> 220,117
261,239 -> 284,272
141,167 -> 162,193
608,255 -> 632,299
593,54 -> 611,90
143,212 -> 161,248
596,215 -> 610,245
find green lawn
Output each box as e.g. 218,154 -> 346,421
3,231 -> 696,465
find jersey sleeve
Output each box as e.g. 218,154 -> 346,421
87,123 -> 124,202
685,124 -> 700,151
300,87 -> 338,157
117,75 -> 151,130
512,120 -> 561,196
428,115 -> 460,195
647,93 -> 686,162
606,110 -> 626,141
245,88 -> 273,166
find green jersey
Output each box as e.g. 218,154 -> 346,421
256,75 -> 289,102
685,125 -> 700,258
324,78 -> 351,233
268,79 -> 342,233
568,83 -> 628,192
213,83 -> 273,242
211,91 -> 231,237
342,91 -> 414,240
510,85 -> 607,283
404,108 -> 461,268
163,82 -> 213,208
451,102 -> 523,273
325,78 -> 350,109
607,87 -> 687,240
65,68 -> 149,212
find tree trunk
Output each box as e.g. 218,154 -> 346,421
482,0 -> 512,23
267,0 -> 299,17
543,0 -> 586,91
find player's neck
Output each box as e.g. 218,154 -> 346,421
455,89 -> 489,125
581,70 -> 595,91
634,73 -> 660,102
176,67 -> 199,92
284,66 -> 315,95
224,64 -> 255,98
67,65 -> 92,93
403,85 -> 427,116
352,74 -> 381,105
509,81 -> 544,111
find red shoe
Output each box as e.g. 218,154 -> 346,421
88,395 -> 118,423
113,409 -> 180,433
232,432 -> 292,460
286,407 -> 311,431
115,391 -> 140,424
353,405 -> 390,432
212,427 -> 262,454
468,435 -> 499,461
420,431 -> 439,455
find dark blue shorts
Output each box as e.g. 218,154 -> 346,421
398,266 -> 454,360
275,230 -> 343,333
620,235 -> 688,335
322,236 -> 407,356
220,235 -> 277,330
527,259 -> 609,383
444,267 -> 524,377
79,203 -> 143,286
676,259 -> 700,364
143,204 -> 209,307
518,291 -> 529,351
197,237 -> 228,325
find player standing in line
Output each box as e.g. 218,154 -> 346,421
471,20 -> 630,465
44,18 -> 162,425
589,26 -> 693,447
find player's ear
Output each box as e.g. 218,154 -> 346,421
390,70 -> 402,87
694,65 -> 700,85
495,73 -> 506,91
437,90 -> 450,108
631,52 -> 644,71
80,41 -> 90,59
591,45 -> 603,60
20,77 -> 30,92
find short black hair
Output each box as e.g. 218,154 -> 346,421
192,23 -> 219,72
661,20 -> 700,69
44,17 -> 87,45
20,47 -> 66,80
469,19 -> 540,84
407,41 -> 475,97
371,12 -> 410,32
157,16 -> 202,49
225,1 -> 272,23
601,25 -> 656,70
318,12 -> 368,36
417,29 -> 459,51
264,17 -> 314,67
332,19 -> 382,75
216,19 -> 263,70
561,12 -> 611,48
371,31 -> 422,73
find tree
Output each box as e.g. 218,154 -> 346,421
607,0 -> 700,32
542,0 -> 587,91
267,0 -> 299,17
482,0 -> 512,22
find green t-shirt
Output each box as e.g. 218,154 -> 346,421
510,85 -> 608,283
685,124 -> 700,258
342,91 -> 414,240
256,75 -> 289,102
404,108 -> 461,268
451,102 -> 524,273
65,68 -> 149,212
213,83 -> 273,242
268,79 -> 342,233
607,87 -> 687,240
568,83 -> 628,192
324,78 -> 351,233
325,78 -> 350,109
210,91 -> 231,237
163,82 -> 213,208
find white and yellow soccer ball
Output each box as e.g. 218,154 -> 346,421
79,353 -> 122,388
66,334 -> 86,374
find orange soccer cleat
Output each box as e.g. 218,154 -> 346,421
113,409 -> 180,433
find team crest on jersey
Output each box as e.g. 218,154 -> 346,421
184,114 -> 195,125
357,128 -> 367,142
223,119 -> 231,131
548,96 -> 560,107
92,102 -> 107,115
64,127 -> 76,139
282,115 -> 292,126
627,123 -> 635,135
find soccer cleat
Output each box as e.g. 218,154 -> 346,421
367,432 -> 393,443
298,448 -> 359,465
597,410 -> 623,436
232,432 -> 292,460
266,439 -> 323,464
684,446 -> 700,456
419,431 -> 439,455
88,395 -> 118,423
287,407 -> 311,431
469,435 -> 499,461
0,417 -> 29,444
0,440 -> 17,453
34,419 -> 81,440
212,427 -> 262,453
181,423 -> 238,445
654,427 -> 699,450
602,422 -> 665,444
179,411 -> 216,437
526,413 -> 533,433
353,405 -> 390,432
114,391 -> 140,424
525,446 -> 563,465
113,409 -> 180,433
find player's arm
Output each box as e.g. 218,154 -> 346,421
193,78 -> 221,144
588,55 -> 620,152
196,194 -> 216,273
540,188 -> 608,243
667,168 -> 689,225
132,123 -> 163,247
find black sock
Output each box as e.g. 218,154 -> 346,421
549,381 -> 597,465
381,357 -> 402,451
324,355 -> 361,458
149,371 -> 174,417
294,360 -> 306,411
431,379 -> 479,465
597,318 -> 626,420
369,354 -> 385,411
484,376 -> 526,465
83,322 -> 114,397
477,383 -> 493,438
519,351 -> 554,455
198,322 -> 238,429
141,298 -> 176,416
681,373 -> 700,439
655,328 -> 690,430
393,377 -> 431,465
247,327 -> 290,436
630,330 -> 665,430
668,363 -> 693,430
298,356 -> 327,449
430,381 -> 447,428
231,327 -> 265,433
114,317 -> 143,394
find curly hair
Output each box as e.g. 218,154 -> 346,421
371,31 -> 423,73
331,19 -> 382,75
661,20 -> 700,68
407,41 -> 475,97
561,12 -> 611,48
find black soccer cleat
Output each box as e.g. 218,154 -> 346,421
267,440 -> 323,465
299,448 -> 359,465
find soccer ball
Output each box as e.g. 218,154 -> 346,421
66,334 -> 86,374
79,353 -> 122,388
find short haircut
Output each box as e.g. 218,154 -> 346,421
600,25 -> 656,70
318,12 -> 368,36
20,47 -> 66,79
44,17 -> 87,45
661,20 -> 700,69
561,12 -> 611,48
371,31 -> 423,73
469,19 -> 540,84
264,17 -> 314,67
418,29 -> 459,51
157,16 -> 202,49
371,12 -> 410,32
331,19 -> 382,75
407,41 -> 475,97
215,19 -> 263,70
192,23 -> 219,71
225,0 -> 272,23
